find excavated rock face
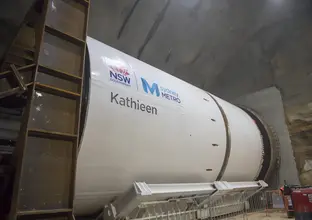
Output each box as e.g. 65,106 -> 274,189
286,103 -> 312,185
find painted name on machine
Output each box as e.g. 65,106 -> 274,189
110,92 -> 158,115
105,57 -> 183,116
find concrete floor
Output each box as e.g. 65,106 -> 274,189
88,0 -> 312,185
234,211 -> 290,219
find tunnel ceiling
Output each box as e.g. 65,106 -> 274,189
88,0 -> 312,105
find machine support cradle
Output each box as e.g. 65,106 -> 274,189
96,180 -> 268,220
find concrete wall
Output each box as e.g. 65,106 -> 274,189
234,87 -> 300,186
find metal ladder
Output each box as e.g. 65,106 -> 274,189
0,0 -> 90,219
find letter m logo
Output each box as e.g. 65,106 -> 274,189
141,78 -> 160,97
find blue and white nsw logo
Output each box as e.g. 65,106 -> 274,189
141,78 -> 181,103
105,57 -> 133,87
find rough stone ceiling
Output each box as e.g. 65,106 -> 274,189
88,0 -> 312,105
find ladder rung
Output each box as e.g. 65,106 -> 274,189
38,65 -> 82,83
0,87 -> 21,99
11,44 -> 35,57
4,60 -> 33,69
28,129 -> 77,141
35,83 -> 80,100
0,64 -> 35,79
0,82 -> 33,99
8,53 -> 34,62
12,44 -> 35,53
45,25 -> 85,46
17,208 -> 72,216
0,70 -> 11,79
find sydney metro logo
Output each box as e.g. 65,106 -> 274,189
141,78 -> 181,103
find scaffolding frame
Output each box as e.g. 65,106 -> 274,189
0,0 -> 90,219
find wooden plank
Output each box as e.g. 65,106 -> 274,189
28,128 -> 77,141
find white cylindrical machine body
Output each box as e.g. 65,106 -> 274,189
74,37 -> 264,215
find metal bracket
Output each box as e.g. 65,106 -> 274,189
10,64 -> 27,93
0,64 -> 27,99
